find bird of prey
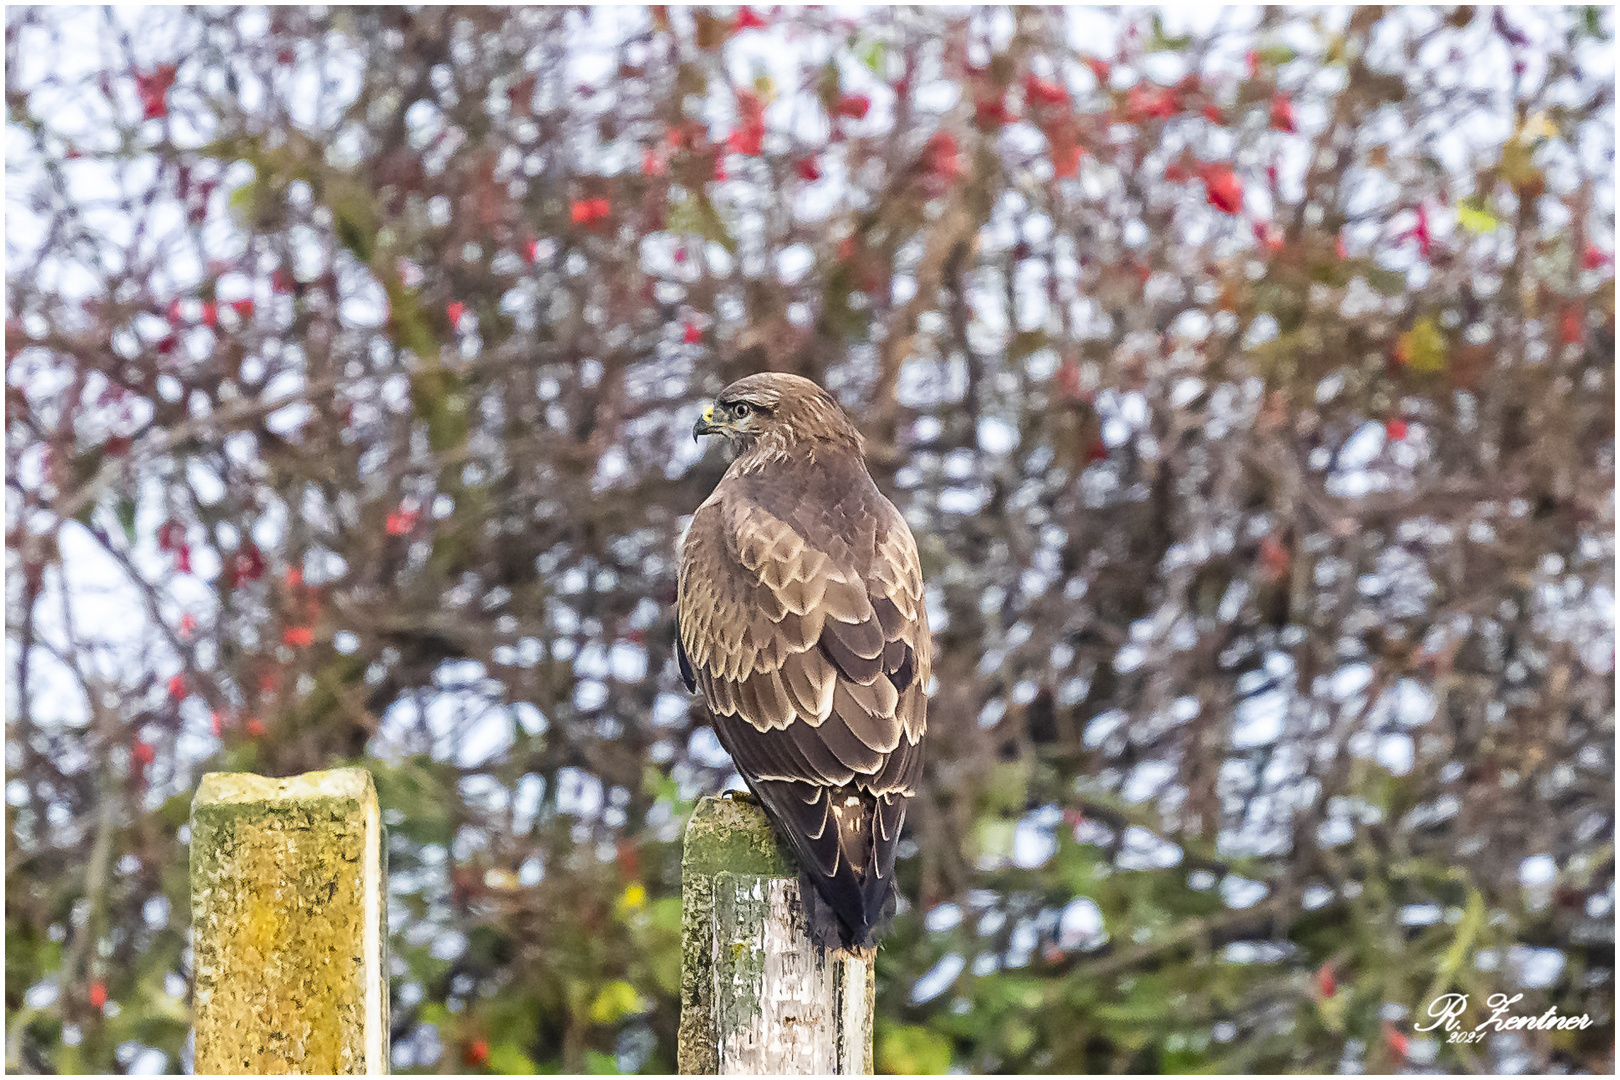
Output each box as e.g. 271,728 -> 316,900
676,372 -> 929,953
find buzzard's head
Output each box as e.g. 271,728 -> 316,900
694,372 -> 863,461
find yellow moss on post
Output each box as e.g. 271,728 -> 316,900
190,768 -> 388,1075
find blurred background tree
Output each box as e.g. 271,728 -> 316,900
5,5 -> 1613,1074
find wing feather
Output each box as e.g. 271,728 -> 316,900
752,781 -> 840,878
819,577 -> 873,625
820,625 -> 883,684
871,595 -> 907,638
777,609 -> 821,652
871,728 -> 923,796
841,673 -> 900,731
819,692 -> 888,772
710,705 -> 850,785
701,670 -> 738,716
780,649 -> 835,723
751,668 -> 794,731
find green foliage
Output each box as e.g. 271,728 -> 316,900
1455,199 -> 1500,234
1398,317 -> 1448,374
666,191 -> 737,254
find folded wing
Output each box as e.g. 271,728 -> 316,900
677,482 -> 929,947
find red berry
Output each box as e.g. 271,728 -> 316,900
1052,143 -> 1082,179
1561,308 -> 1585,345
1406,204 -> 1432,258
974,95 -> 1013,128
1269,92 -> 1295,133
231,543 -> 266,585
834,94 -> 871,120
1259,535 -> 1291,581
385,506 -> 420,535
925,132 -> 961,182
157,518 -> 186,552
1023,74 -> 1069,107
1314,962 -> 1337,999
570,198 -> 610,226
1125,84 -> 1177,122
135,65 -> 178,120
1200,165 -> 1243,214
725,122 -> 764,156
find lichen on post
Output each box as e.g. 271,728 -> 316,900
190,767 -> 388,1074
678,794 -> 875,1075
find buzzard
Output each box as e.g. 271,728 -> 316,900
676,372 -> 929,953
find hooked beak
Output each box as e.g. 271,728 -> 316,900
693,404 -> 722,441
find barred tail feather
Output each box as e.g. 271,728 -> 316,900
751,778 -> 903,951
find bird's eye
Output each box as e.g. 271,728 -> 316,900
731,402 -> 752,419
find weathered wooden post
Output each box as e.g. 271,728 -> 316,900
190,767 -> 388,1074
678,795 -> 874,1074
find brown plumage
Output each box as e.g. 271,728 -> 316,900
676,372 -> 930,952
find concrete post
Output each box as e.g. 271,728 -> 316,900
678,795 -> 874,1075
190,767 -> 388,1074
